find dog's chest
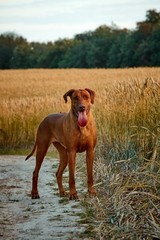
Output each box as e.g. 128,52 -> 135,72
76,128 -> 91,152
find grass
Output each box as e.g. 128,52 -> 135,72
92,73 -> 160,239
0,68 -> 160,239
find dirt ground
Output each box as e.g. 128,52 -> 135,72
0,155 -> 92,240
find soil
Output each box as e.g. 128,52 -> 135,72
0,155 -> 92,240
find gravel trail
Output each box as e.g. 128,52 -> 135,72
0,155 -> 90,240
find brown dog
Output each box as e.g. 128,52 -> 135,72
25,88 -> 97,200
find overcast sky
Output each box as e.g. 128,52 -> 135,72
0,0 -> 159,42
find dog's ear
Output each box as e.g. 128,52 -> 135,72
63,89 -> 75,103
85,88 -> 95,104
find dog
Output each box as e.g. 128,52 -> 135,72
25,88 -> 97,199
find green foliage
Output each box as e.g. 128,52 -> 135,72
0,32 -> 27,69
0,9 -> 160,69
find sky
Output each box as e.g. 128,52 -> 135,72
0,0 -> 160,43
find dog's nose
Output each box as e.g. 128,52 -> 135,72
79,105 -> 85,112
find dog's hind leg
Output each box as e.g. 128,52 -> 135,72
31,142 -> 49,199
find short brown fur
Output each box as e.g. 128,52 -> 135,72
26,88 -> 97,199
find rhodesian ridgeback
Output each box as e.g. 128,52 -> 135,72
25,88 -> 97,200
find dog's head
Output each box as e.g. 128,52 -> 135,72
63,88 -> 95,127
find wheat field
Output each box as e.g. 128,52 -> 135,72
0,68 -> 160,239
0,68 -> 159,150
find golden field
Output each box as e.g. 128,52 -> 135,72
0,68 -> 160,239
0,68 -> 160,150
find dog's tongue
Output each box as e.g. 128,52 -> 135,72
78,111 -> 87,127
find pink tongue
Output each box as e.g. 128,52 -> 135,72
78,111 -> 87,127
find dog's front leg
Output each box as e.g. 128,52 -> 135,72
67,150 -> 78,200
86,148 -> 96,197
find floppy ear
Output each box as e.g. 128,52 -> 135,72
85,88 -> 95,104
63,89 -> 75,103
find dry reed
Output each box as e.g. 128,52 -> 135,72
92,75 -> 160,239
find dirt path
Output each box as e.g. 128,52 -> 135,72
0,155 -> 91,240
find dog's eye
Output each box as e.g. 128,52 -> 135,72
83,95 -> 89,100
73,96 -> 78,101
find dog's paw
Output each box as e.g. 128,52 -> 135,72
69,192 -> 79,200
59,191 -> 67,197
31,191 -> 40,199
88,187 -> 97,198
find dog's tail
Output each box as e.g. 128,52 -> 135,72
25,142 -> 37,161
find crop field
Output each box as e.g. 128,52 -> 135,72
0,68 -> 160,239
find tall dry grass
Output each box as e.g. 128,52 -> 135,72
0,68 -> 159,150
0,68 -> 160,238
91,75 -> 160,239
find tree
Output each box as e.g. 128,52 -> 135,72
107,30 -> 129,68
0,9 -> 159,69
149,26 -> 160,66
45,39 -> 75,68
136,9 -> 160,38
135,9 -> 160,66
10,42 -> 30,68
145,9 -> 160,24
59,41 -> 89,68
28,42 -> 52,68
0,32 -> 26,69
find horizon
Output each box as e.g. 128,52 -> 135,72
0,0 -> 160,43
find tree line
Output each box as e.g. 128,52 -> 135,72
0,9 -> 160,69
